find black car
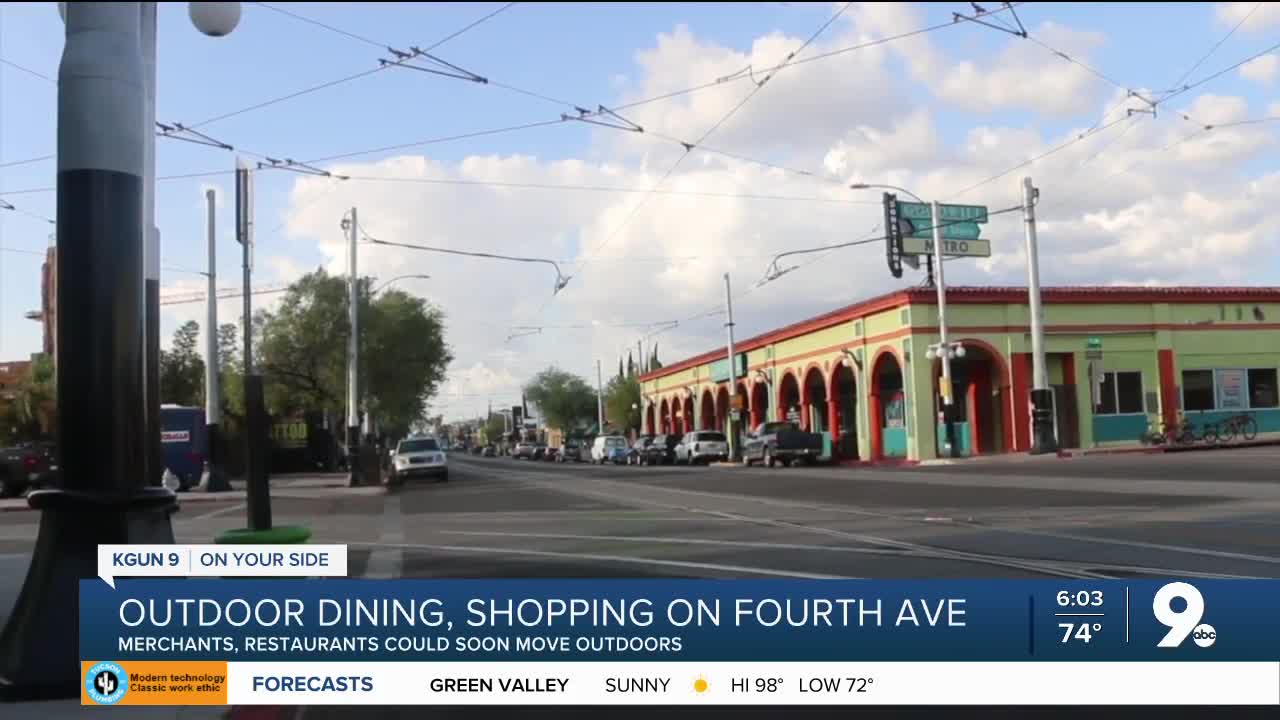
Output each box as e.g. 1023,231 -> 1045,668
641,434 -> 679,465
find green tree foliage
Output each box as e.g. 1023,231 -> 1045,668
6,353 -> 56,441
523,367 -> 597,432
604,373 -> 641,434
256,268 -> 452,438
484,412 -> 506,444
649,343 -> 663,370
159,320 -> 206,406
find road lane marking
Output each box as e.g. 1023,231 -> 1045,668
546,474 -> 1280,567
187,502 -> 246,522
363,494 -> 404,579
439,530 -> 914,555
342,540 -> 849,578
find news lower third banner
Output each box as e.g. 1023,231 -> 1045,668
80,578 -> 1280,705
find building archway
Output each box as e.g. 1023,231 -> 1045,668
672,396 -> 684,435
777,371 -> 801,425
683,395 -> 695,436
931,339 -> 1011,457
829,359 -> 859,460
750,380 -> 769,428
870,349 -> 906,460
801,365 -> 827,433
659,398 -> 670,434
644,403 -> 655,435
700,389 -> 716,430
715,386 -> 730,433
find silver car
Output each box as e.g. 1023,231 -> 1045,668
675,431 -> 730,465
390,436 -> 448,483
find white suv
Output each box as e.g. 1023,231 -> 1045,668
676,431 -> 729,465
391,436 -> 448,484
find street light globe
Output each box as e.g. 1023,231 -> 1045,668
925,348 -> 936,360
189,2 -> 242,37
954,345 -> 966,358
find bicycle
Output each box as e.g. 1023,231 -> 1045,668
1216,412 -> 1258,443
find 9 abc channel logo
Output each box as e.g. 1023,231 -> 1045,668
1153,582 -> 1216,648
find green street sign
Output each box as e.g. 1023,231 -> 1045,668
901,237 -> 991,258
1086,337 -> 1102,350
901,217 -> 982,240
896,201 -> 989,224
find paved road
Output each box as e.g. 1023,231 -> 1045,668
1,448 -> 1276,717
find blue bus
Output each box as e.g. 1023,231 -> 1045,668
160,405 -> 208,491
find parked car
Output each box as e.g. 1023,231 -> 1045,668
389,436 -> 448,484
641,434 -> 680,465
532,443 -> 548,460
675,431 -> 730,465
742,421 -> 824,467
591,435 -> 630,464
0,442 -> 55,498
626,435 -> 655,465
481,445 -> 496,457
542,446 -> 560,462
513,442 -> 537,460
558,439 -> 584,463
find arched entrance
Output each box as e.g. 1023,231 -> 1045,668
932,339 -> 1010,457
715,386 -> 730,433
750,381 -> 769,428
700,390 -> 716,430
672,396 -> 684,435
801,365 -> 827,433
777,371 -> 801,425
870,350 -> 906,460
829,360 -> 858,459
659,398 -> 670,434
644,403 -> 655,435
683,395 -> 695,436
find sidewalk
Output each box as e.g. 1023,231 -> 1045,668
0,473 -> 383,513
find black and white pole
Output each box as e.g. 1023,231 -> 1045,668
142,1 -> 162,489
596,360 -> 605,431
931,201 -> 959,459
236,161 -> 271,529
1023,176 -> 1057,454
724,272 -> 740,461
346,208 -> 361,486
0,2 -> 179,699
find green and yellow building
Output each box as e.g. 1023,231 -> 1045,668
638,286 -> 1280,462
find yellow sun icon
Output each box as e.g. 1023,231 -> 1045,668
693,676 -> 709,694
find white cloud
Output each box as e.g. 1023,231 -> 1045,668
1239,53 -> 1278,84
1216,2 -> 1280,31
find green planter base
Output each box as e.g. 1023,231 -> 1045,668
215,525 -> 312,544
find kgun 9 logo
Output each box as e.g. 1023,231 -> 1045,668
1153,582 -> 1216,648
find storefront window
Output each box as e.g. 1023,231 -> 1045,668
1182,370 -> 1215,411
1098,371 -> 1143,415
1248,368 -> 1278,408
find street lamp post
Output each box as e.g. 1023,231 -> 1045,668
371,274 -> 431,295
850,182 -> 932,284
0,2 -> 243,700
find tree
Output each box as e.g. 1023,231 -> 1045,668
617,357 -> 624,381
160,320 -> 205,406
523,367 -> 597,432
627,352 -> 635,378
9,353 -> 55,441
483,412 -> 506,444
256,268 -> 452,436
650,343 -> 662,370
604,373 -> 640,434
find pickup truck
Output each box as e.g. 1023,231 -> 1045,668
0,442 -> 56,498
742,422 -> 824,468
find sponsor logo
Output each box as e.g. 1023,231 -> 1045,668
85,662 -> 127,705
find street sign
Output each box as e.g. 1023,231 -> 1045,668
901,237 -> 991,258
901,217 -> 982,240
1085,349 -> 1103,360
1086,337 -> 1102,350
897,201 -> 989,224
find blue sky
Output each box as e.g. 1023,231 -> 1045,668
3,2 -> 1279,419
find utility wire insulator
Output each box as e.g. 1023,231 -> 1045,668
156,121 -> 234,150
562,105 -> 643,133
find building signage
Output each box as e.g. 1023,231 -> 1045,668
160,430 -> 190,444
710,353 -> 747,383
1216,368 -> 1247,410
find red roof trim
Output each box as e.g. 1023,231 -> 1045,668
639,285 -> 1280,382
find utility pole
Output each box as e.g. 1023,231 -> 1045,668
932,201 -> 958,459
203,189 -> 227,491
345,207 -> 361,485
596,359 -> 605,432
142,2 -> 161,490
724,273 -> 740,461
1023,176 -> 1057,454
237,161 -> 271,530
